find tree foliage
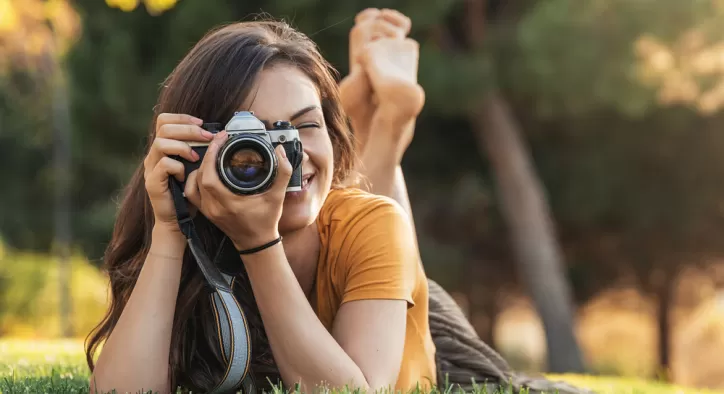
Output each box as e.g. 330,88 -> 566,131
503,0 -> 724,118
0,0 -> 80,251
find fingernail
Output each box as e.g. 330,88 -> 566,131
280,146 -> 287,159
191,150 -> 200,161
191,116 -> 203,125
201,130 -> 214,139
216,131 -> 228,141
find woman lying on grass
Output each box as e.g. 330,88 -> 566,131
86,9 -> 430,394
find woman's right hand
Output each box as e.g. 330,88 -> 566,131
143,113 -> 215,234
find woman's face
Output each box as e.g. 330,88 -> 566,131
241,63 -> 334,234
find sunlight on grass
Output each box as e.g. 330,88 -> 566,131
1,339 -> 722,394
0,339 -> 90,394
546,374 -> 721,394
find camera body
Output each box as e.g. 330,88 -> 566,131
180,111 -> 303,195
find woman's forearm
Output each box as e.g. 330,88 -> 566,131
90,226 -> 186,394
241,243 -> 370,392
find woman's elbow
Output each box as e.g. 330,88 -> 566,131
361,365 -> 403,394
367,376 -> 399,394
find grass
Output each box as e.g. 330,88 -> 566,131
0,339 -> 721,394
0,339 -> 90,393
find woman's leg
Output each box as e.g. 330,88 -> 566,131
339,9 -> 424,230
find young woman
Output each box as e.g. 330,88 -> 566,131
85,9 -> 431,394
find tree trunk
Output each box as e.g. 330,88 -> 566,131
468,259 -> 498,347
470,94 -> 585,373
480,295 -> 499,350
49,39 -> 73,338
656,274 -> 674,381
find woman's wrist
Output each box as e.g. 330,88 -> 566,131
231,231 -> 281,254
238,239 -> 286,272
150,224 -> 187,260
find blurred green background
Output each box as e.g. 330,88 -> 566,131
3,0 -> 724,391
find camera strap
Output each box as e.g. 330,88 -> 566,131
168,177 -> 255,394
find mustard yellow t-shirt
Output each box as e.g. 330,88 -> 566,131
312,187 -> 437,391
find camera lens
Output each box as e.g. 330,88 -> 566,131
227,148 -> 270,187
218,135 -> 276,194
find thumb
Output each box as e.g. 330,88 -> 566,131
270,144 -> 293,194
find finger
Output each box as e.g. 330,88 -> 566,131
157,123 -> 215,142
270,144 -> 293,195
198,130 -> 228,196
146,137 -> 200,170
149,156 -> 185,187
184,169 -> 201,214
355,8 -> 380,24
156,113 -> 203,129
379,9 -> 412,35
144,139 -> 189,179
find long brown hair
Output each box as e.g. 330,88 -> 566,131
85,19 -> 357,392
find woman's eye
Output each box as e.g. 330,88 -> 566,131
297,122 -> 321,130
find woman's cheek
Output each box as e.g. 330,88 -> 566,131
302,132 -> 333,167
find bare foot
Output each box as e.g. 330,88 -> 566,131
339,8 -> 412,151
360,37 -> 425,122
348,8 -> 410,73
353,37 -> 425,163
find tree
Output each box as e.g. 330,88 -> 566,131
499,0 -> 724,377
0,0 -> 81,337
409,0 -> 588,372
415,0 -> 724,375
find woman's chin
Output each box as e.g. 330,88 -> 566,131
278,204 -> 319,234
279,175 -> 327,234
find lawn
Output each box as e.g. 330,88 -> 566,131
0,339 -> 720,394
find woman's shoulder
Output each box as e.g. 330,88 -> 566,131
318,187 -> 408,228
316,187 -> 422,306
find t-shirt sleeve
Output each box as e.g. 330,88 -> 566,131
339,200 -> 419,306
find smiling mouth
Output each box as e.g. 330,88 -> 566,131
286,173 -> 314,199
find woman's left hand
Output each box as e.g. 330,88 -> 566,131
185,131 -> 292,251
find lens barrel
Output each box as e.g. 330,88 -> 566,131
217,133 -> 277,194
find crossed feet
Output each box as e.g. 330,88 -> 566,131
338,8 -> 426,161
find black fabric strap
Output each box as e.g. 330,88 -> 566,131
168,177 -> 253,393
238,236 -> 283,255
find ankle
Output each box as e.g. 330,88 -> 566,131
374,84 -> 424,120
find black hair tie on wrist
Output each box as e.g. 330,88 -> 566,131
238,236 -> 283,255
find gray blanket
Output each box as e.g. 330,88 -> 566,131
428,279 -> 596,394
